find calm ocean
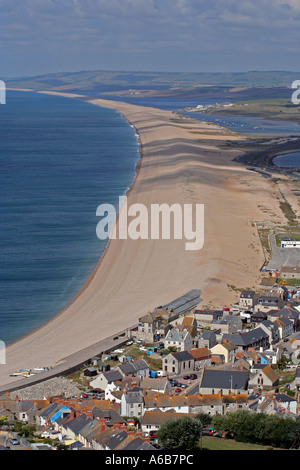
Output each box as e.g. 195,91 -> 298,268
0,91 -> 139,345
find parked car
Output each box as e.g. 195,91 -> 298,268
174,388 -> 181,393
90,388 -> 104,395
10,438 -> 20,446
169,378 -> 178,386
189,374 -> 197,380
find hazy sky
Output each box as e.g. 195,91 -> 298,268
1,0 -> 300,78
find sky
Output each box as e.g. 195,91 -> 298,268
1,0 -> 300,78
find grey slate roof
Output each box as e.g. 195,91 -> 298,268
118,363 -> 136,374
274,393 -> 297,403
171,351 -> 194,362
158,289 -> 201,315
240,290 -> 256,298
123,436 -> 156,451
201,369 -> 249,390
223,327 -> 269,347
92,409 -> 125,425
123,392 -> 143,404
40,402 -> 60,419
132,359 -> 149,371
103,370 -> 124,383
107,430 -> 128,450
65,413 -> 92,434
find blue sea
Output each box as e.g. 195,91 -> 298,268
0,91 -> 139,345
0,90 -> 299,346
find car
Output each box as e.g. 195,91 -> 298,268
80,393 -> 89,399
169,378 -> 178,386
174,388 -> 181,393
10,438 -> 20,446
183,375 -> 190,380
189,374 -> 197,380
90,388 -> 104,394
179,383 -> 188,388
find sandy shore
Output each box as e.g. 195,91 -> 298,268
0,92 -> 291,387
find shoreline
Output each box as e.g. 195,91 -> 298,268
3,91 -> 145,351
0,90 -> 296,388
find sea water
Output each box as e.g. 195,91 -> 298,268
0,91 -> 139,345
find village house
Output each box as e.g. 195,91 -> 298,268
163,350 -> 195,375
248,364 -> 280,391
135,310 -> 170,344
0,398 -> 49,425
188,347 -> 211,370
254,295 -> 284,313
269,306 -> 300,331
199,368 -> 249,395
193,309 -> 222,327
140,410 -> 196,437
260,319 -> 280,344
140,377 -> 172,395
194,329 -> 217,349
222,327 -> 270,352
272,317 -> 294,340
120,390 -> 144,418
211,315 -> 243,334
174,316 -> 198,338
280,266 -> 300,280
91,425 -> 126,450
90,369 -> 123,390
37,402 -> 62,428
78,419 -> 102,448
273,393 -> 298,415
239,290 -> 257,309
143,392 -> 249,416
210,341 -> 237,364
116,359 -> 149,380
251,310 -> 268,323
233,355 -> 251,372
163,328 -> 193,351
263,346 -> 282,365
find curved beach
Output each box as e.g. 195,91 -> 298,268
0,94 -> 289,387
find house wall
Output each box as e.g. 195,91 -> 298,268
163,355 -> 194,375
249,372 -> 275,390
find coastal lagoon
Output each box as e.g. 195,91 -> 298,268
0,91 -> 139,345
273,152 -> 300,168
98,94 -> 300,137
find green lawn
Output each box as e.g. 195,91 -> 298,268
201,436 -> 279,451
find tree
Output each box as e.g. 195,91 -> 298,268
195,412 -> 211,428
211,409 -> 300,449
157,416 -> 202,450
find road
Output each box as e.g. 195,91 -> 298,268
0,325 -> 137,394
265,232 -> 300,271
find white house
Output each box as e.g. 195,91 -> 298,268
163,328 -> 193,351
